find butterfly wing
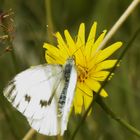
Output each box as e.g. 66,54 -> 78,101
4,64 -> 64,120
61,65 -> 77,135
4,58 -> 77,136
27,80 -> 65,135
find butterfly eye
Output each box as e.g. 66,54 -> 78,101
25,94 -> 31,103
40,100 -> 48,107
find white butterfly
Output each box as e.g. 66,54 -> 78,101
3,56 -> 77,136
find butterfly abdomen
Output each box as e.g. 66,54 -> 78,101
58,82 -> 68,116
58,62 -> 72,116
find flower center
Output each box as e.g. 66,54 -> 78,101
77,65 -> 89,83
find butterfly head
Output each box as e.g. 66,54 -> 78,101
65,55 -> 76,66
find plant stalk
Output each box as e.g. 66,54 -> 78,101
97,98 -> 140,137
97,0 -> 140,51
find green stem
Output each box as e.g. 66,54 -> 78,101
45,0 -> 54,43
55,135 -> 63,140
22,129 -> 36,140
23,1 -> 55,139
97,98 -> 140,137
97,0 -> 140,51
10,45 -> 19,73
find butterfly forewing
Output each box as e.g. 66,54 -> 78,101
4,64 -> 64,120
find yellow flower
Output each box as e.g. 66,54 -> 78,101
43,22 -> 122,114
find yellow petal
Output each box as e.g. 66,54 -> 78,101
85,22 -> 97,59
85,78 -> 108,97
64,30 -> 76,53
100,89 -> 108,97
76,23 -> 85,46
55,32 -> 70,56
86,22 -> 97,47
95,60 -> 117,71
45,52 -> 64,64
45,54 -> 56,64
91,30 -> 107,56
83,95 -> 93,115
64,30 -> 86,66
87,51 -> 101,69
45,43 -> 66,64
77,82 -> 93,97
96,42 -> 122,63
90,71 -> 110,81
73,88 -> 84,114
43,43 -> 60,56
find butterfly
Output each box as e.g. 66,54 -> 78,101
3,56 -> 77,136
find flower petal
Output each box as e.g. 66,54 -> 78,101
96,42 -> 122,63
73,88 -> 84,114
64,30 -> 76,53
64,30 -> 86,66
45,54 -> 56,64
86,22 -> 97,47
83,95 -> 93,115
43,43 -> 60,56
91,30 -> 107,56
95,60 -> 117,71
90,71 -> 110,81
85,78 -> 108,97
85,22 -> 97,59
77,82 -> 93,97
45,52 -> 66,65
76,23 -> 85,46
55,32 -> 70,56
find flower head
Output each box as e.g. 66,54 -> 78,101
43,22 -> 122,114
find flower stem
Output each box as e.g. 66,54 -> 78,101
97,0 -> 140,51
10,47 -> 19,73
22,129 -> 36,140
22,1 -> 55,139
96,98 -> 140,137
45,0 -> 55,43
56,135 -> 63,140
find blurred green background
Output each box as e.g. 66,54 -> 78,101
0,0 -> 140,140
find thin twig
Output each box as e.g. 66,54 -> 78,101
56,135 -> 63,140
22,129 -> 36,140
70,26 -> 140,140
97,0 -> 140,51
